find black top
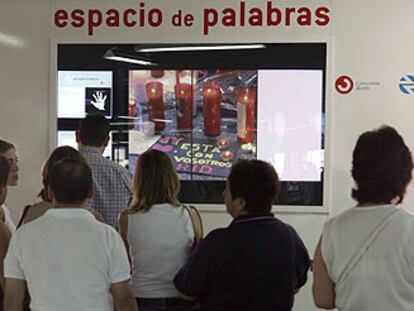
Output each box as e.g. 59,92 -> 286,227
174,214 -> 310,311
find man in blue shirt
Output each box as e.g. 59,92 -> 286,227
76,114 -> 131,228
174,160 -> 310,310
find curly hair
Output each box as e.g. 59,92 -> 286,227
351,125 -> 413,204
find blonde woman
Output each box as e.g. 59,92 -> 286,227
119,149 -> 194,311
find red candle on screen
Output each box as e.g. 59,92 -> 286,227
203,82 -> 221,136
146,81 -> 165,131
175,83 -> 193,129
176,70 -> 197,117
236,87 -> 256,143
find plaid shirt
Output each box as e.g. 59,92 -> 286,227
80,146 -> 132,228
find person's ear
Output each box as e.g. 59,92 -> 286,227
391,195 -> 401,205
103,134 -> 110,147
234,197 -> 247,214
47,186 -> 55,202
237,197 -> 246,208
75,130 -> 81,144
87,189 -> 93,199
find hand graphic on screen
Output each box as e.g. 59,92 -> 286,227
90,91 -> 107,110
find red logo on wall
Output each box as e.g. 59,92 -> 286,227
335,75 -> 354,95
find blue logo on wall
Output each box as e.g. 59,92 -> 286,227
399,75 -> 414,94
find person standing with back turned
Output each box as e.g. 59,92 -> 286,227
76,113 -> 132,228
313,125 -> 414,311
119,149 -> 195,311
174,159 -> 310,310
4,158 -> 137,311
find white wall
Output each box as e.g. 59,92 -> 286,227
2,0 -> 414,310
0,0 -> 53,216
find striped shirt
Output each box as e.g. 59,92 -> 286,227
80,146 -> 132,228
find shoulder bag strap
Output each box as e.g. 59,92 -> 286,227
183,204 -> 204,243
336,208 -> 401,288
16,204 -> 33,229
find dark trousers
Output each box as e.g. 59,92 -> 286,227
136,297 -> 195,311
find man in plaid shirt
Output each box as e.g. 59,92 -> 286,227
76,114 -> 132,228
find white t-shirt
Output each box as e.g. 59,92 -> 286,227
321,205 -> 414,311
128,204 -> 194,298
5,208 -> 130,311
2,203 -> 15,233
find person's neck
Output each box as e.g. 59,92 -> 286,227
53,202 -> 87,209
79,143 -> 105,155
232,210 -> 250,218
356,202 -> 392,208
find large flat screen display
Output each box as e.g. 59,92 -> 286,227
57,43 -> 326,205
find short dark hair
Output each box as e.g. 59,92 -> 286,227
228,160 -> 280,215
0,156 -> 10,187
48,158 -> 93,204
0,140 -> 15,155
352,125 -> 413,204
78,114 -> 110,147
